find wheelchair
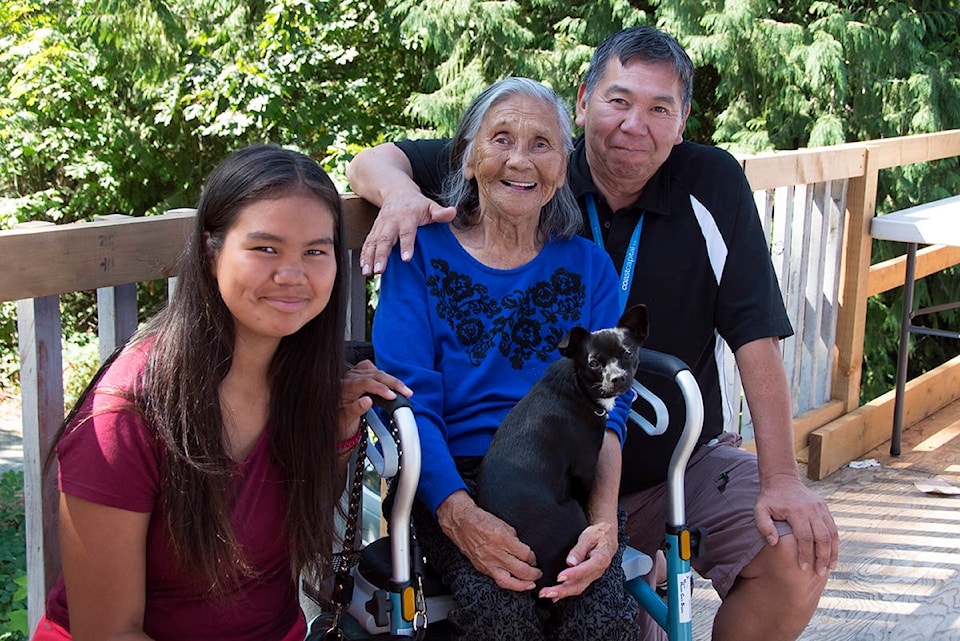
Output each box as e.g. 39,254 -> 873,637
305,347 -> 703,641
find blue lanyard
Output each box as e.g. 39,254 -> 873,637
585,193 -> 643,312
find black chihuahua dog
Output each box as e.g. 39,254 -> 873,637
476,304 -> 648,591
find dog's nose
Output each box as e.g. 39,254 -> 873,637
608,371 -> 628,388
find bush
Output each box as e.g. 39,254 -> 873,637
0,470 -> 26,640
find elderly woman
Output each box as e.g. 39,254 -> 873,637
369,78 -> 641,640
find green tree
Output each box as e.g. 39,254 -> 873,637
1,0 -> 959,402
390,0 -> 653,135
656,0 -> 960,152
0,0 -> 433,230
0,0 -> 433,387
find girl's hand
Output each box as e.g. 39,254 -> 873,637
338,360 -> 412,441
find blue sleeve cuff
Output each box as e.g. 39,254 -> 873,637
420,474 -> 469,516
605,389 -> 634,447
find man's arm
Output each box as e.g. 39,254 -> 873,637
346,143 -> 455,276
735,337 -> 839,577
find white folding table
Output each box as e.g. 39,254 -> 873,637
870,195 -> 960,455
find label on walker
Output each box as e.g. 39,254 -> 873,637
676,572 -> 693,623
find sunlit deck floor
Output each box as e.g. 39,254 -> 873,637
692,399 -> 960,640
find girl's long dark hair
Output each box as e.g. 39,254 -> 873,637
55,144 -> 347,592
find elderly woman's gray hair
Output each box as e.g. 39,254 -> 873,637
440,77 -> 582,241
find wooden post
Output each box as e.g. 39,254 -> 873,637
830,144 -> 879,413
97,284 -> 139,361
345,250 -> 368,341
342,195 -> 379,341
17,296 -> 64,632
94,214 -> 140,360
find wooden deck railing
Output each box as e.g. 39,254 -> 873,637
2,130 -> 959,630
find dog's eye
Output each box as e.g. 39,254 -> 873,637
622,348 -> 634,358
588,357 -> 601,369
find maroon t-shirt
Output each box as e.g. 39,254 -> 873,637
45,342 -> 306,641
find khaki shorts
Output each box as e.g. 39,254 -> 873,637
620,431 -> 792,599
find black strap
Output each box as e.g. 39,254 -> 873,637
323,418 -> 368,640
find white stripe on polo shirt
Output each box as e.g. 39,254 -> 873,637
690,194 -> 738,433
690,194 -> 727,284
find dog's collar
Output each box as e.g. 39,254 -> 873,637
575,376 -> 608,417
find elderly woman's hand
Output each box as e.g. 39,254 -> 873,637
338,360 -> 412,443
436,491 -> 542,591
537,520 -> 617,601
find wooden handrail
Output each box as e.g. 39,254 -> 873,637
869,245 -> 960,297
0,197 -> 380,302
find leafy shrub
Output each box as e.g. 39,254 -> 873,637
0,470 -> 26,640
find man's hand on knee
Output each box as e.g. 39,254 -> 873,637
754,474 -> 838,577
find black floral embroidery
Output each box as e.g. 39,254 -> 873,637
427,260 -> 500,365
427,260 -> 585,368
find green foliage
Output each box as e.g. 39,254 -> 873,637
1,0 -> 959,402
0,0 -> 431,229
391,0 -> 651,135
655,0 -> 960,153
0,304 -> 15,392
0,471 -> 26,640
1,17 -> 129,224
62,329 -> 100,408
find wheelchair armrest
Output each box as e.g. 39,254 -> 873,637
630,349 -> 696,436
630,348 -> 704,529
622,546 -> 654,581
358,393 -> 421,587
636,348 -> 692,380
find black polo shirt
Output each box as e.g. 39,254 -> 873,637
395,137 -> 793,492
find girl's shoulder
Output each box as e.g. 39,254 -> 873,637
95,338 -> 153,395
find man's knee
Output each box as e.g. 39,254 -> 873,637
711,536 -> 827,641
738,534 -> 827,618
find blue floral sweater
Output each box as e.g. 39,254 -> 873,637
372,223 -> 632,514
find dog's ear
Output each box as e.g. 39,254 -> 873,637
618,304 -> 649,342
558,326 -> 590,357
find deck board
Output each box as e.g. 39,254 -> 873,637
691,398 -> 960,640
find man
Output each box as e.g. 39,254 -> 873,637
347,26 -> 838,641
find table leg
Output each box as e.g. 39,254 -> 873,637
891,242 -> 918,456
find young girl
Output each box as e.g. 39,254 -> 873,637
33,145 -> 410,641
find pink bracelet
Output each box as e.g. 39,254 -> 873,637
336,424 -> 364,452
